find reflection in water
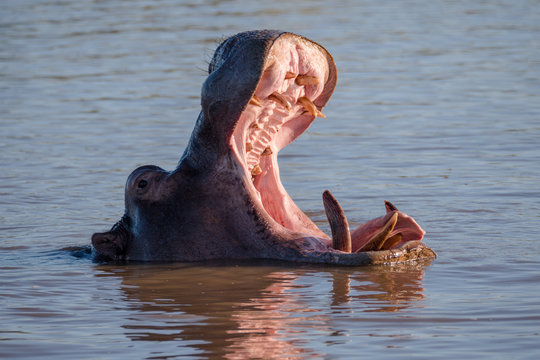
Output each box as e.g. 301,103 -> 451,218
352,266 -> 427,313
96,261 -> 431,359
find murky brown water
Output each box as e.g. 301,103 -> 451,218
2,0 -> 540,359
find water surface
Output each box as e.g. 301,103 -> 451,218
1,0 -> 540,359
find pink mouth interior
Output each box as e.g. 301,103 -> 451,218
230,37 -> 330,239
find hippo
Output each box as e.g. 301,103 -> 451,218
92,30 -> 436,265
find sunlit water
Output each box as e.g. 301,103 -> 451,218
1,0 -> 539,359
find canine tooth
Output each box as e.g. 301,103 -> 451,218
285,71 -> 297,79
251,164 -> 262,176
384,200 -> 398,213
268,92 -> 291,111
323,190 -> 352,253
261,146 -> 273,156
249,95 -> 262,107
246,142 -> 253,152
297,96 -> 326,118
295,75 -> 319,86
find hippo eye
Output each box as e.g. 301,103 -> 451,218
138,179 -> 148,189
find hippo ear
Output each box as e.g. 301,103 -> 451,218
91,230 -> 127,260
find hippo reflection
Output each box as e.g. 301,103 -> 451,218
98,262 -> 430,358
92,30 -> 435,264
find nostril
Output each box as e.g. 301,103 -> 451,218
138,179 -> 148,189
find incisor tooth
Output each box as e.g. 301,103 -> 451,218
356,212 -> 398,252
261,146 -> 273,156
295,75 -> 319,86
249,95 -> 262,107
246,142 -> 253,152
251,165 -> 262,176
380,233 -> 402,251
285,71 -> 297,79
268,92 -> 291,111
297,97 -> 326,118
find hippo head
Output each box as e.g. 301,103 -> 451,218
92,30 -> 435,265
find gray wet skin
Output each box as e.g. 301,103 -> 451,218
92,30 -> 436,265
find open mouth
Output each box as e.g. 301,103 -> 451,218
229,35 -> 425,253
229,37 -> 332,239
230,36 -> 335,241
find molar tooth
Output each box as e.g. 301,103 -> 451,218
285,71 -> 297,79
251,164 -> 262,176
250,122 -> 259,129
295,75 -> 319,86
246,142 -> 253,152
268,92 -> 291,111
261,146 -> 273,156
249,95 -> 262,107
297,96 -> 326,118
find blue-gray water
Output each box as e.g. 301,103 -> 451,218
1,0 -> 539,359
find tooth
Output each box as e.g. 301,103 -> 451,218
356,212 -> 398,252
249,95 -> 262,107
297,97 -> 326,118
323,190 -> 352,253
384,200 -> 398,213
268,92 -> 291,111
261,146 -> 273,156
285,71 -> 297,79
250,122 -> 259,129
380,233 -> 402,250
295,75 -> 319,86
246,142 -> 253,152
251,164 -> 262,176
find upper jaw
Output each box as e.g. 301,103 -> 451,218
198,31 -> 337,154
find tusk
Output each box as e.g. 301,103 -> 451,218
380,233 -> 402,250
323,190 -> 352,253
297,97 -> 326,118
384,200 -> 398,213
356,212 -> 398,252
249,95 -> 262,107
295,74 -> 319,86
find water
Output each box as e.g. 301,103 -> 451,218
1,0 -> 539,358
